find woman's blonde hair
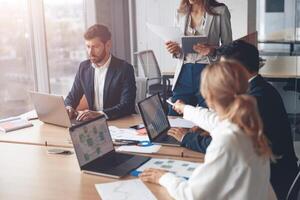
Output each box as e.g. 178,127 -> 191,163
201,61 -> 272,158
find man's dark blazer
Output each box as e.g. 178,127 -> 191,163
64,55 -> 136,120
181,75 -> 298,199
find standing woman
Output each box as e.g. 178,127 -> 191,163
167,0 -> 232,115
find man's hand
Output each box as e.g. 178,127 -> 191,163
190,126 -> 202,133
173,100 -> 186,114
66,106 -> 78,119
76,110 -> 104,121
139,168 -> 167,184
167,128 -> 188,142
189,126 -> 210,136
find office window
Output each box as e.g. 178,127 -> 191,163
44,0 -> 86,95
257,0 -> 300,141
266,0 -> 284,13
0,0 -> 35,118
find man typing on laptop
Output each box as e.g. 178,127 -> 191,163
65,24 -> 136,121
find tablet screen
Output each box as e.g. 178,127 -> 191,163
181,36 -> 208,54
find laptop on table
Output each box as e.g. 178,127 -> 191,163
138,94 -> 180,146
69,115 -> 149,178
30,91 -> 81,128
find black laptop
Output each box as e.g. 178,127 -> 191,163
69,115 -> 149,178
138,94 -> 180,146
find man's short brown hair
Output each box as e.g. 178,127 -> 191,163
84,24 -> 111,43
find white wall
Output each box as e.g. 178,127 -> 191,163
134,0 -> 179,74
133,0 -> 257,74
221,0 -> 256,39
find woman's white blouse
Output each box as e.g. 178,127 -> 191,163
158,105 -> 277,200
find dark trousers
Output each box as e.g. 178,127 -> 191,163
169,63 -> 207,115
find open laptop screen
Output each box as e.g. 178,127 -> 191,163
138,94 -> 170,139
69,116 -> 114,167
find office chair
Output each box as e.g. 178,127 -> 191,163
135,50 -> 172,98
281,79 -> 300,135
286,170 -> 300,200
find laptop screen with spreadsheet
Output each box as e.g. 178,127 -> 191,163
69,116 -> 114,167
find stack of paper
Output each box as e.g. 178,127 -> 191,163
95,179 -> 157,200
0,118 -> 33,133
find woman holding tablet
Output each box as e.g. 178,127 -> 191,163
167,0 -> 232,115
140,61 -> 277,200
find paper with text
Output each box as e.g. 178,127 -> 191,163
136,158 -> 199,178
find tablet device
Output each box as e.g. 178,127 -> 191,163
181,36 -> 208,54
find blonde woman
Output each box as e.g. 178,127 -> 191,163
167,0 -> 232,115
140,61 -> 277,200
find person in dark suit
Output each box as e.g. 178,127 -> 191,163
64,24 -> 136,120
168,40 -> 299,199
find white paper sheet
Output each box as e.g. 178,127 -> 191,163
169,118 -> 196,128
0,116 -> 21,123
136,158 -> 199,179
109,126 -> 149,142
95,179 -> 157,200
146,22 -> 182,43
116,144 -> 161,154
0,110 -> 38,123
18,110 -> 38,120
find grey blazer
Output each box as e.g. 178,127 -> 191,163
172,5 -> 232,90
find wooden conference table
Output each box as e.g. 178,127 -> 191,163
0,114 -> 143,148
0,114 -> 202,159
0,142 -> 200,200
0,114 -> 204,200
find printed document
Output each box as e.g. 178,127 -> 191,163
95,179 -> 157,200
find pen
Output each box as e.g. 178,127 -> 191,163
166,99 -> 175,106
114,139 -> 140,145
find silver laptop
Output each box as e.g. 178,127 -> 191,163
30,91 -> 80,128
138,94 -> 180,146
69,115 -> 149,178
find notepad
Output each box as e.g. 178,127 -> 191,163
0,118 -> 33,133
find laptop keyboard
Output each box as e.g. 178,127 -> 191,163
102,152 -> 134,167
158,134 -> 179,144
